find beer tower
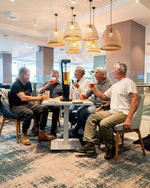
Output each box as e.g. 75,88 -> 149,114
61,59 -> 71,101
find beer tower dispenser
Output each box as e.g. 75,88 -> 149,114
61,59 -> 71,101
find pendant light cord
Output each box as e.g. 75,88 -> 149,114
89,0 -> 92,27
110,0 -> 112,32
73,14 -> 76,21
55,14 -> 58,29
92,7 -> 95,26
71,7 -> 74,23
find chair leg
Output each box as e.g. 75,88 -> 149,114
0,116 -> 5,134
137,130 -> 146,156
121,133 -> 124,145
98,127 -> 102,149
115,132 -> 120,161
33,117 -> 37,136
18,120 -> 21,133
16,120 -> 19,143
56,124 -> 59,133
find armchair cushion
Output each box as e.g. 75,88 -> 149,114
0,100 -> 19,119
0,88 -> 19,119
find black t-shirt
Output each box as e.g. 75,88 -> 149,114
9,79 -> 32,107
43,81 -> 63,98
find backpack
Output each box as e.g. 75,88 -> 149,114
143,134 -> 150,151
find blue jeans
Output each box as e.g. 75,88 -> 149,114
75,105 -> 110,132
76,105 -> 97,131
69,105 -> 84,125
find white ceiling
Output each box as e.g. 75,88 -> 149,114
0,0 -> 150,60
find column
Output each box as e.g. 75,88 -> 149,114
106,20 -> 145,85
36,46 -> 54,77
0,53 -> 12,83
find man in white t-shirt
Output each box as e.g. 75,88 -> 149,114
76,62 -> 138,160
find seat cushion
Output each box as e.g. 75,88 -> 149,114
1,101 -> 19,119
113,123 -> 125,131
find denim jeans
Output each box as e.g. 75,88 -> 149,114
68,105 -> 83,125
76,105 -> 97,131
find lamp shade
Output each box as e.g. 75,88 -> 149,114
64,21 -> 81,42
83,24 -> 99,41
87,49 -> 100,55
67,41 -> 82,54
100,27 -> 121,51
48,28 -> 65,47
85,40 -> 100,55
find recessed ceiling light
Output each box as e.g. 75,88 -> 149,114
72,0 -> 76,4
10,0 -> 15,2
33,19 -> 37,27
136,0 -> 139,3
5,11 -> 19,21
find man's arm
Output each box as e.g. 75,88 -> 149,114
17,92 -> 49,101
123,93 -> 138,129
39,79 -> 56,94
90,83 -> 109,100
94,102 -> 110,113
39,82 -> 50,94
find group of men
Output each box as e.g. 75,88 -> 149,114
8,62 -> 138,160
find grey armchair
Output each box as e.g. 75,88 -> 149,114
99,94 -> 146,161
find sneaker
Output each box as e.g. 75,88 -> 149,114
76,142 -> 96,154
104,149 -> 115,160
21,132 -> 31,145
38,130 -> 56,141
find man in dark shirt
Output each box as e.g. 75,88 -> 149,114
9,67 -> 55,145
39,70 -> 63,137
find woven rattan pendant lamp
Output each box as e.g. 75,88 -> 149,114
85,40 -> 100,55
85,7 -> 100,55
83,0 -> 99,41
64,7 -> 81,42
100,0 -> 121,51
48,14 -> 65,47
67,40 -> 82,54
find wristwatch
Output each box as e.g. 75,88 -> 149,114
101,105 -> 105,109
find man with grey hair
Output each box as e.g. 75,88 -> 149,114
39,70 -> 63,137
76,62 -> 138,160
9,67 -> 55,145
72,67 -> 112,135
69,66 -> 90,125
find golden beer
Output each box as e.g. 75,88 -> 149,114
63,72 -> 70,84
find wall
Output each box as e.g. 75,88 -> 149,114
94,55 -> 106,71
36,46 -> 54,82
106,20 -> 145,84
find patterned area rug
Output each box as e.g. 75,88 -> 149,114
0,119 -> 150,188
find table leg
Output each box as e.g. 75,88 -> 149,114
63,105 -> 69,144
50,105 -> 81,150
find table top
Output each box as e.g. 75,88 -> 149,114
42,98 -> 93,106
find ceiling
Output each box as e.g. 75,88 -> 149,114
0,0 -> 150,60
